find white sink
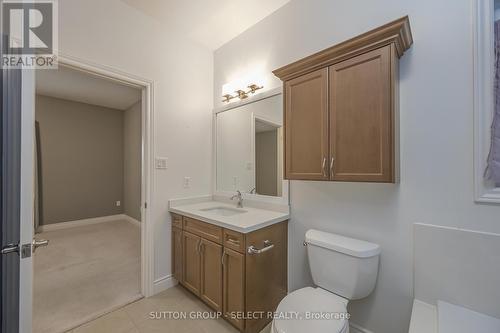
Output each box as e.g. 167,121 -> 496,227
199,206 -> 247,217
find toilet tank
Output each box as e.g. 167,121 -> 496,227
305,229 -> 381,300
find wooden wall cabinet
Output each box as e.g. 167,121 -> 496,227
284,68 -> 329,180
274,16 -> 413,183
171,213 -> 287,333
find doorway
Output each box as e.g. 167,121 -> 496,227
30,58 -> 153,333
253,117 -> 283,197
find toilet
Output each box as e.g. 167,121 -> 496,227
272,229 -> 381,333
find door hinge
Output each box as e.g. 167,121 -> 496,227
144,202 -> 148,209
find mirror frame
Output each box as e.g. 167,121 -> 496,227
212,87 -> 289,206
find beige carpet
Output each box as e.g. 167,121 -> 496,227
33,219 -> 141,333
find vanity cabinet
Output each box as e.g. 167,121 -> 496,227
171,213 -> 288,333
182,231 -> 202,295
222,248 -> 245,331
171,224 -> 183,281
274,16 -> 413,183
200,238 -> 223,311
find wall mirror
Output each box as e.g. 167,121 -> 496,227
215,90 -> 287,201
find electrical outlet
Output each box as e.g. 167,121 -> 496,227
183,177 -> 191,188
116,201 -> 121,207
233,176 -> 238,186
155,157 -> 168,169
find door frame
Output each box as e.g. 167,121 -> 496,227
19,54 -> 156,331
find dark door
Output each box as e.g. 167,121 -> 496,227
1,30 -> 23,333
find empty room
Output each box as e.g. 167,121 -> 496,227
33,66 -> 144,333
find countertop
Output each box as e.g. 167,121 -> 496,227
168,196 -> 290,234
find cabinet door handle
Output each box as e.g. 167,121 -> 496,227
247,240 -> 274,255
221,250 -> 226,265
330,156 -> 335,175
226,238 -> 240,246
197,239 -> 202,253
322,157 -> 327,177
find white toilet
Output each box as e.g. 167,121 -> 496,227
272,229 -> 381,333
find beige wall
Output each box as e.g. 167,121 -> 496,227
255,130 -> 278,196
36,95 -> 124,224
123,102 -> 142,221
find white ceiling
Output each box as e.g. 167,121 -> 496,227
36,66 -> 142,110
121,0 -> 291,50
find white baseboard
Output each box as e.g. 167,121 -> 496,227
38,214 -> 140,232
122,214 -> 141,227
350,322 -> 374,333
152,275 -> 177,295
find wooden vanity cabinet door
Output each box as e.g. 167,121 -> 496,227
182,231 -> 201,296
245,222 -> 288,333
200,239 -> 223,312
284,68 -> 330,180
223,248 -> 245,331
172,227 -> 183,282
329,46 -> 395,182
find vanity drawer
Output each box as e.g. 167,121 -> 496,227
183,217 -> 223,245
171,213 -> 183,229
223,229 -> 245,253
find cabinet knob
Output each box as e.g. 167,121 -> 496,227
322,157 -> 327,177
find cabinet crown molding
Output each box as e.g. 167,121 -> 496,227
273,16 -> 413,81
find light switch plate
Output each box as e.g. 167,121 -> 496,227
156,157 -> 168,169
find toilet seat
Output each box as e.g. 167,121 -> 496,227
272,287 -> 349,333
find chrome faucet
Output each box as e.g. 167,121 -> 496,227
230,190 -> 243,208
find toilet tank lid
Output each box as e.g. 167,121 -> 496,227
305,230 -> 381,258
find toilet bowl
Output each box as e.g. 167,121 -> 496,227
271,230 -> 381,333
272,287 -> 349,333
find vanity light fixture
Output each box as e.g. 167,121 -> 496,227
222,94 -> 236,103
222,84 -> 264,103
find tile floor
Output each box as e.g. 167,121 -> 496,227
33,219 -> 141,333
69,286 -> 272,333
